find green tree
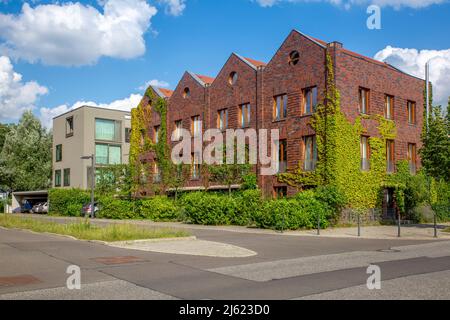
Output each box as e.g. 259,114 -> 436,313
0,111 -> 52,191
165,163 -> 190,201
420,106 -> 450,182
208,144 -> 251,196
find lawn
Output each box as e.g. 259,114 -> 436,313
0,214 -> 190,242
444,227 -> 450,233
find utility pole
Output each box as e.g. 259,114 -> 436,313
81,154 -> 96,218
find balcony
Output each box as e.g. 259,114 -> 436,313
387,161 -> 395,174
277,161 -> 287,174
304,159 -> 317,172
409,162 -> 417,175
361,159 -> 370,171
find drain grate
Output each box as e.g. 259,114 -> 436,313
0,275 -> 41,287
92,256 -> 145,265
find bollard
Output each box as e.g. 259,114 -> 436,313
357,214 -> 361,237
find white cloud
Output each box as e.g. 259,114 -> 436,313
375,46 -> 450,106
138,79 -> 170,90
0,55 -> 48,122
158,0 -> 186,16
0,0 -> 157,66
39,93 -> 143,128
253,0 -> 446,9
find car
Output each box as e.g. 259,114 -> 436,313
81,202 -> 100,217
40,202 -> 49,214
32,203 -> 43,213
13,200 -> 33,213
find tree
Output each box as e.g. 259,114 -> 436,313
420,105 -> 450,182
0,123 -> 14,151
164,163 -> 190,201
95,164 -> 133,198
208,144 -> 251,196
0,111 -> 52,191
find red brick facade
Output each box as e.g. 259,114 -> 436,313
138,29 -> 424,198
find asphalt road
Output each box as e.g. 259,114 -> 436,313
0,225 -> 449,300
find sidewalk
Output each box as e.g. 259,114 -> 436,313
10,214 -> 450,241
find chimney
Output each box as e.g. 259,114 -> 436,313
328,41 -> 343,49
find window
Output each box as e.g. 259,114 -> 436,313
217,109 -> 228,131
276,139 -> 287,173
407,101 -> 416,124
408,143 -> 417,174
174,120 -> 183,141
385,95 -> 394,120
95,119 -> 120,142
304,136 -> 317,171
359,88 -> 370,114
95,144 -> 121,165
125,128 -> 131,143
55,170 -> 61,187
63,168 -> 70,187
154,125 -> 160,143
183,87 -> 190,98
66,116 -> 74,137
303,87 -> 318,115
360,136 -> 370,171
191,153 -> 201,179
191,116 -> 202,137
273,94 -> 287,121
386,140 -> 395,173
153,162 -> 161,183
239,103 -> 251,128
55,144 -> 62,162
288,51 -> 300,66
229,72 -> 238,85
274,186 -> 288,199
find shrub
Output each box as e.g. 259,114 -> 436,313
313,185 -> 347,222
233,189 -> 262,226
97,196 -> 137,220
48,188 -> 90,216
139,196 -> 179,221
181,192 -> 235,225
253,190 -> 330,231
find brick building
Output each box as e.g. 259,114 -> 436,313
135,29 -> 424,199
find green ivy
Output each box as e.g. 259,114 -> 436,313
279,52 -> 400,211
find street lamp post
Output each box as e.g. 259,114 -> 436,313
81,154 -> 95,218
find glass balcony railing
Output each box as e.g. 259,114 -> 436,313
304,159 -> 317,172
387,161 -> 395,173
278,161 -> 287,174
361,159 -> 370,171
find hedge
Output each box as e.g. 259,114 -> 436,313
48,188 -> 90,217
139,196 -> 180,221
48,187 -> 342,230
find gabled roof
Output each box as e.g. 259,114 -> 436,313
187,72 -> 215,87
297,30 -> 423,81
233,53 -> 267,70
158,88 -> 173,98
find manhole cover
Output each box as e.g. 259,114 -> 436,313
0,275 -> 41,287
92,256 -> 145,265
378,249 -> 401,253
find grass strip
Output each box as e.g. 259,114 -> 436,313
0,214 -> 190,242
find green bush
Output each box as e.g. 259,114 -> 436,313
181,192 -> 235,225
139,196 -> 179,221
432,180 -> 450,221
233,189 -> 262,226
253,190 -> 330,231
97,196 -> 137,220
48,188 -> 90,216
314,185 -> 347,221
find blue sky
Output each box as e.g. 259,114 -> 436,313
0,0 -> 449,127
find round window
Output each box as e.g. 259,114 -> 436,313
289,51 -> 300,66
183,87 -> 190,98
229,72 -> 238,85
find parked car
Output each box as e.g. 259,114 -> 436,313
32,202 -> 49,214
12,200 -> 33,213
81,202 -> 100,217
32,203 -> 43,213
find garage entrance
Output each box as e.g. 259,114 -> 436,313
11,191 -> 48,213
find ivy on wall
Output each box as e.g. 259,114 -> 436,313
279,52 -> 400,211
